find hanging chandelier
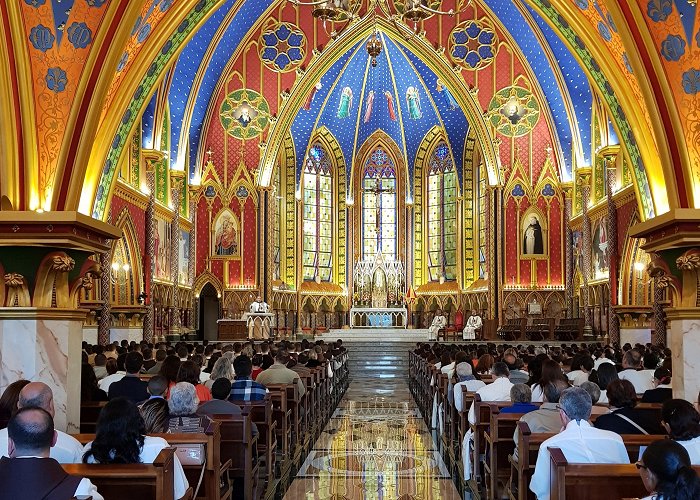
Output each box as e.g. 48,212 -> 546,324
291,0 -> 470,38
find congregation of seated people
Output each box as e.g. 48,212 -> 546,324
411,340 -> 700,499
0,338 -> 348,500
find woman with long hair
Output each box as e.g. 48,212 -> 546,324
662,399 -> 700,464
0,379 -> 29,429
176,360 -> 212,402
140,397 -> 169,434
531,359 -> 568,402
159,355 -> 181,385
591,362 -> 620,404
204,356 -> 234,390
474,354 -> 495,376
83,398 -> 188,499
637,439 -> 700,499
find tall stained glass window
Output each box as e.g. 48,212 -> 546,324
362,148 -> 397,261
427,142 -> 457,281
302,144 -> 333,281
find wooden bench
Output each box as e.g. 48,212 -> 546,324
547,447 -> 700,500
554,318 -> 582,341
232,396 -> 277,490
80,401 -> 107,433
63,447 -> 191,500
497,318 -> 525,341
211,413 -> 259,500
525,318 -> 553,341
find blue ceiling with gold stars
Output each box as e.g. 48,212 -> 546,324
291,32 -> 470,190
157,0 -> 595,183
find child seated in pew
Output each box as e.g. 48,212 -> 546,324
636,439 -> 700,500
83,397 -> 190,500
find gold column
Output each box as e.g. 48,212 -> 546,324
578,167 -> 593,337
142,150 -> 164,342
169,169 -> 186,337
562,182 -> 574,318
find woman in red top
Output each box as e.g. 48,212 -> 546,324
174,360 -> 212,402
251,354 -> 263,380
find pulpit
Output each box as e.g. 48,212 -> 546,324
245,312 -> 275,339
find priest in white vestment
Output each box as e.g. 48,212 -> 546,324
249,296 -> 271,339
428,309 -> 446,341
463,310 -> 482,340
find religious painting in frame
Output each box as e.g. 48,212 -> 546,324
520,208 -> 548,260
211,208 -> 241,258
154,217 -> 171,281
592,218 -> 609,279
178,230 -> 190,285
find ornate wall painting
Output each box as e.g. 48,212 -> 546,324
259,22 -> 307,72
154,217 -> 171,281
436,79 -> 459,110
303,82 -> 322,111
592,217 -> 609,279
212,208 -> 241,258
219,89 -> 270,139
179,230 -> 190,285
337,86 -> 353,118
520,209 -> 548,260
487,86 -> 540,137
406,86 -> 422,119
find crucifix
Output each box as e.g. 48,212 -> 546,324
363,173 -> 395,257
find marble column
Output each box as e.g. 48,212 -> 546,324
170,170 -> 186,337
605,157 -> 620,344
142,150 -> 162,342
0,212 -> 120,432
578,168 -> 593,336
562,184 -> 574,318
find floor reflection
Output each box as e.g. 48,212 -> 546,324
284,379 -> 460,499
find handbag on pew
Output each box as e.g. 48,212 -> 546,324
174,444 -> 207,499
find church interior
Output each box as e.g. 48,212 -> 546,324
2,0 -> 700,498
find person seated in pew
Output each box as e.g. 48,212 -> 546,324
580,381 -> 608,417
81,363 -> 108,403
641,368 -> 673,404
0,382 -> 83,463
618,349 -> 654,394
452,362 -> 486,412
83,397 -> 189,499
0,380 -> 29,430
530,387 -> 630,500
175,361 -> 212,403
595,379 -> 665,435
506,356 -> 529,385
637,439 -> 700,500
203,356 -> 235,391
500,384 -> 538,414
144,375 -> 168,402
589,362 -> 620,405
256,350 -> 306,400
287,354 -> 311,378
97,358 -> 124,393
0,407 -> 103,500
231,355 -> 268,402
168,383 -> 213,434
140,397 -> 169,433
462,362 -> 514,480
512,379 -> 570,461
531,359 -> 569,403
197,379 -> 242,417
567,352 -> 594,387
108,352 -> 149,404
93,354 -> 108,380
661,399 -> 700,464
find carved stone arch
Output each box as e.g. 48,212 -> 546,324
193,271 -> 224,298
111,208 -> 144,306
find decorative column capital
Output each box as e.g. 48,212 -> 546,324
576,167 -> 592,187
142,149 -> 165,172
560,181 -> 574,196
169,169 -> 186,191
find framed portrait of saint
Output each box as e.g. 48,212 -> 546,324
521,210 -> 547,259
211,208 -> 241,258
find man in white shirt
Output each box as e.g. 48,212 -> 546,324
618,349 -> 654,393
529,387 -> 629,500
428,309 -> 447,341
462,362 -> 514,479
0,407 -> 103,499
452,363 -> 486,412
0,382 -> 83,463
463,310 -> 482,340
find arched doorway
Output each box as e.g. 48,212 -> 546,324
198,283 -> 219,341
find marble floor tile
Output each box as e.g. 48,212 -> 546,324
284,379 -> 460,499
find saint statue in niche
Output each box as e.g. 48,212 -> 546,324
523,214 -> 544,255
406,86 -> 422,119
337,86 -> 353,118
213,210 -> 240,256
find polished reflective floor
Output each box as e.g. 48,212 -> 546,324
284,378 -> 461,499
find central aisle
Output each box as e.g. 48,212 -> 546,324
284,378 -> 461,499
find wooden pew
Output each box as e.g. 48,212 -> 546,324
80,401 -> 107,433
73,426 -> 232,500
63,447 -> 189,500
547,447 -> 700,500
265,383 -> 293,457
231,396 -> 277,491
508,421 -> 667,500
211,413 -> 259,500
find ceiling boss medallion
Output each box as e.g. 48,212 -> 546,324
220,88 -> 271,139
487,86 -> 540,137
260,23 -> 307,72
448,18 -> 498,70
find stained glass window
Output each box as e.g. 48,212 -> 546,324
478,163 -> 486,279
302,144 -> 333,281
427,142 -> 457,281
362,148 -> 397,261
